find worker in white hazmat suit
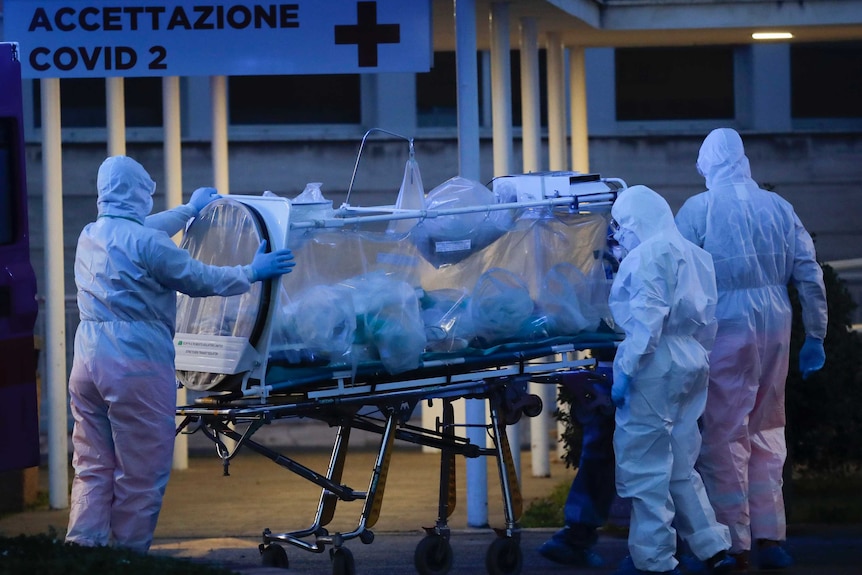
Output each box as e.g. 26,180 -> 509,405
676,128 -> 827,571
65,156 -> 296,553
608,185 -> 735,575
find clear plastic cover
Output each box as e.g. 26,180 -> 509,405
277,206 -> 613,369
175,199 -> 268,390
178,198 -> 614,391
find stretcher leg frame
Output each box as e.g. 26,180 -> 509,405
177,356 -> 616,574
489,398 -> 523,535
262,415 -> 398,555
318,425 -> 351,529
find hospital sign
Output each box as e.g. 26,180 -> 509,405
3,0 -> 432,78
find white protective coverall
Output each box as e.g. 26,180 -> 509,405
675,128 -> 828,553
610,185 -> 731,572
66,156 -> 253,553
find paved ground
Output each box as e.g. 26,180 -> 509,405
2,438 -> 860,575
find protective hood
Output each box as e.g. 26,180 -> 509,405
96,155 -> 156,223
611,184 -> 676,246
696,128 -> 758,189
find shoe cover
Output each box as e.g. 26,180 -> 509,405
537,538 -> 603,567
757,545 -> 793,570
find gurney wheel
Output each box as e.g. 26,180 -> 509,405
260,543 -> 289,569
330,546 -> 355,575
522,395 -> 543,418
414,534 -> 453,575
485,537 -> 522,575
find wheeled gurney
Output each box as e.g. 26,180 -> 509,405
174,152 -> 625,575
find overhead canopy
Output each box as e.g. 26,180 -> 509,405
432,0 -> 862,50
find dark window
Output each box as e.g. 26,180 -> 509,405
416,51 -> 458,127
615,46 -> 735,121
124,78 -> 164,126
417,50 -> 545,128
228,75 -> 360,124
792,41 -> 862,119
33,78 -> 162,128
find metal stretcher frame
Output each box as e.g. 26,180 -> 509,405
176,334 -> 620,575
175,131 -> 625,574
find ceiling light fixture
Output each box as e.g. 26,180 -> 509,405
752,31 -> 794,40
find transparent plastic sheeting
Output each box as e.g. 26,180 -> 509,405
175,200 -> 267,391
176,198 -> 614,391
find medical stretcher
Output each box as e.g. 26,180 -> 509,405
174,146 -> 625,575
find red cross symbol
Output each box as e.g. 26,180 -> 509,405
334,1 -> 401,67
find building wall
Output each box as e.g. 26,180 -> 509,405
26,131 -> 862,349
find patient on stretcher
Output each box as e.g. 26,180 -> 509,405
176,189 -> 615,389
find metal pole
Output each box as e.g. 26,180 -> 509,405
41,78 -> 69,509
163,76 -> 188,471
455,0 -> 487,528
530,378 -> 553,477
490,2 -> 513,178
211,76 -> 229,194
490,3 -> 521,473
455,0 -> 481,182
519,17 -> 541,173
569,46 -> 590,172
546,32 -> 567,171
105,77 -> 126,156
209,74 -> 237,452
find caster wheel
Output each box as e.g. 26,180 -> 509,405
485,537 -> 522,575
259,543 -> 289,569
330,546 -> 356,575
414,534 -> 454,575
522,395 -> 543,418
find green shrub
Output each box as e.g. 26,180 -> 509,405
787,263 -> 862,477
0,531 -> 238,575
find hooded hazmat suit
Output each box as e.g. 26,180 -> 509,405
66,156 -> 255,553
675,128 -> 828,555
609,185 -> 731,573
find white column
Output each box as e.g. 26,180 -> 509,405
162,77 -> 184,221
41,78 -> 69,510
455,0 -> 487,528
105,77 -> 126,156
519,17 -> 541,173
490,2 -> 513,178
163,76 -> 189,471
455,0 -> 481,182
545,33 -> 567,171
490,2 -> 520,476
529,380 -> 553,477
211,76 -> 230,194
569,46 -> 590,173
521,14 -> 553,477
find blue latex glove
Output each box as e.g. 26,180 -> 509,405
249,240 -> 295,282
612,372 -> 632,408
189,187 -> 221,213
799,336 -> 826,380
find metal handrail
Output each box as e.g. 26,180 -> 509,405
345,128 -> 414,206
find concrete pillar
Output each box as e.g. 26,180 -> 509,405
568,46 -> 589,173
519,17 -> 541,173
546,32 -> 567,171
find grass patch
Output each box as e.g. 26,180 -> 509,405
520,480 -> 570,528
0,531 -> 239,575
522,471 -> 862,529
787,473 -> 862,524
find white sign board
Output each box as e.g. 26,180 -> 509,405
3,0 -> 432,78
